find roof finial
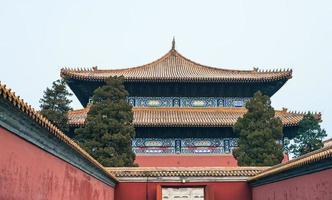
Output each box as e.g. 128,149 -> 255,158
172,36 -> 176,50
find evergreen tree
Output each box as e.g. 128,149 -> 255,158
40,79 -> 72,133
75,76 -> 136,167
289,113 -> 326,157
233,91 -> 284,166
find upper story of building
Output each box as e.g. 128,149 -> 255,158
61,40 -> 292,108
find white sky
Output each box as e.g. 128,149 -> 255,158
1,0 -> 331,138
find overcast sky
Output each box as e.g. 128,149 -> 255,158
1,0 -> 331,138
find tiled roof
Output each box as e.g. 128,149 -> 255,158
0,82 -> 118,182
249,145 -> 332,181
60,49 -> 292,83
68,107 -> 315,127
68,108 -> 90,126
106,167 -> 269,177
323,138 -> 332,147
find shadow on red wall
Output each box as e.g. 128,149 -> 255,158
0,127 -> 115,200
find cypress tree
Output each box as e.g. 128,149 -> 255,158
289,113 -> 326,157
75,76 -> 136,167
39,79 -> 72,133
233,91 -> 284,166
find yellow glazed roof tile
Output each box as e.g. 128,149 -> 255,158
106,167 -> 269,177
68,107 -> 316,127
61,49 -> 292,83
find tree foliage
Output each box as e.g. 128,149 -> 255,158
74,76 -> 136,167
40,79 -> 72,133
232,91 -> 284,166
289,113 -> 326,157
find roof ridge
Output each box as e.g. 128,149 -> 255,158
68,107 -> 90,113
104,166 -> 269,178
324,138 -> 332,143
173,50 -> 254,73
106,166 -> 269,170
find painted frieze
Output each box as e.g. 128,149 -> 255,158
132,138 -> 238,155
128,97 -> 250,107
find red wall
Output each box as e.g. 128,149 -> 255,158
135,155 -> 238,167
115,181 -> 251,200
252,168 -> 332,200
136,154 -> 289,167
0,127 -> 115,200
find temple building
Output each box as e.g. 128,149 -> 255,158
1,80 -> 331,200
62,40 -> 318,167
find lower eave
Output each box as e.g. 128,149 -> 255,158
68,107 -> 315,128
